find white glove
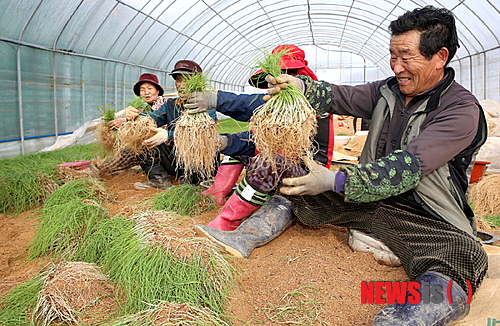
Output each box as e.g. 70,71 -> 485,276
125,106 -> 142,121
263,74 -> 305,101
280,156 -> 338,196
184,90 -> 218,113
142,127 -> 168,147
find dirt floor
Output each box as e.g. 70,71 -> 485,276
1,118 -> 500,325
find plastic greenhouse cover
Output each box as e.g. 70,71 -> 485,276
0,0 -> 499,158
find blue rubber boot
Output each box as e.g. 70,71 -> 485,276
373,271 -> 470,326
194,195 -> 294,258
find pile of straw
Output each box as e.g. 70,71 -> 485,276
150,302 -> 229,325
117,116 -> 157,154
469,173 -> 500,216
345,133 -> 367,152
117,96 -> 156,155
34,261 -> 117,326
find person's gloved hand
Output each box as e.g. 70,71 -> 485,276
142,127 -> 168,147
217,134 -> 228,151
125,106 -> 142,121
280,156 -> 338,196
263,74 -> 305,101
184,90 -> 218,114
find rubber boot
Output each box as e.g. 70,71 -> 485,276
348,229 -> 401,267
202,163 -> 244,206
373,271 -> 470,326
205,192 -> 260,231
135,149 -> 171,190
194,195 -> 294,258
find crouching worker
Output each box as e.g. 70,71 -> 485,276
188,44 -> 334,231
126,61 -> 218,189
194,6 -> 488,326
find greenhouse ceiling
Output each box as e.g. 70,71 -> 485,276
1,0 -> 500,158
1,0 -> 499,87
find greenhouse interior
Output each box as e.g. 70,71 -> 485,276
0,0 -> 499,162
2,1 -> 500,325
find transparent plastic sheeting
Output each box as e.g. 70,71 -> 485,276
0,0 -> 499,158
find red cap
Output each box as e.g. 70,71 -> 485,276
169,60 -> 203,78
249,44 -> 317,88
133,73 -> 164,96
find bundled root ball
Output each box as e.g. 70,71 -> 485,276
249,49 -> 317,171
117,115 -> 157,155
96,107 -> 118,152
174,73 -> 219,180
34,261 -> 117,326
174,110 -> 219,180
250,89 -> 317,170
150,302 -> 229,325
96,122 -> 118,152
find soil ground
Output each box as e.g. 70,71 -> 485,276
1,117 -> 499,325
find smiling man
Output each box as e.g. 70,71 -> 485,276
195,6 -> 488,326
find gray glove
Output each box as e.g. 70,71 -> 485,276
280,156 -> 338,196
185,90 -> 218,114
217,134 -> 228,151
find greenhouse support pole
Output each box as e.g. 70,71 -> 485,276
52,52 -> 59,138
16,45 -> 25,156
483,52 -> 487,100
114,63 -> 118,108
82,58 -> 86,124
104,61 -> 108,107
469,56 -> 473,95
14,0 -> 44,155
122,65 -> 127,109
363,57 -> 367,84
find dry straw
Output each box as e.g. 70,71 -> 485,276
249,49 -> 317,171
96,106 -> 118,152
174,72 -> 219,180
117,96 -> 157,155
469,173 -> 500,216
34,261 -> 117,326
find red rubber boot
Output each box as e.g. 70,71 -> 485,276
206,192 -> 260,231
203,163 -> 244,206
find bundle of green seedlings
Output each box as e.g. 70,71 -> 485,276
0,274 -> 45,325
39,181 -> 231,310
0,143 -> 104,215
174,72 -> 219,180
98,213 -> 234,314
1,176 -> 234,322
249,49 -> 317,171
151,183 -> 217,216
96,105 -> 119,152
117,95 -> 157,155
28,177 -> 109,260
33,261 -> 117,326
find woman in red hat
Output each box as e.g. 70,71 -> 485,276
88,63 -> 218,186
85,72 -> 168,178
187,44 -> 335,231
